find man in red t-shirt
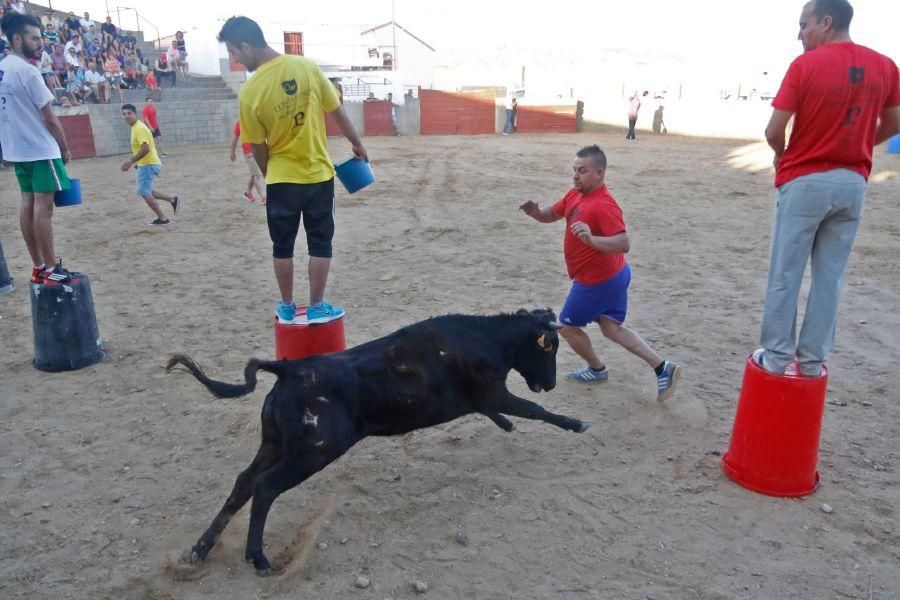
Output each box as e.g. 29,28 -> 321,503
757,0 -> 900,377
520,145 -> 681,401
230,120 -> 265,203
141,98 -> 169,157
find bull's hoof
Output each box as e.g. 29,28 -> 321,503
189,543 -> 210,564
575,421 -> 590,433
247,553 -> 272,576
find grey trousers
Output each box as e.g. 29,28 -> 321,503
760,168 -> 866,375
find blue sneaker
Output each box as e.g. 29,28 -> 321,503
567,365 -> 609,383
306,301 -> 345,324
275,301 -> 297,323
657,361 -> 682,402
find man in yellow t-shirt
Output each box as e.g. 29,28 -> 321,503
218,16 -> 368,325
121,103 -> 180,225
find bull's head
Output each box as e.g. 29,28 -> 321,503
513,308 -> 561,393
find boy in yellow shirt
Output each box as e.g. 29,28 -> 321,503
218,16 -> 367,324
120,103 -> 179,225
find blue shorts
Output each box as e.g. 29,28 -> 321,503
559,264 -> 631,327
136,164 -> 161,197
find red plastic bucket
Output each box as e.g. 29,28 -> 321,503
722,354 -> 828,497
274,307 -> 346,360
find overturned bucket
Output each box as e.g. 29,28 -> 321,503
722,354 -> 828,497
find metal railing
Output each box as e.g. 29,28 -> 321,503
112,6 -> 162,53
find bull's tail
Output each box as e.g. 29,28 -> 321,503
166,354 -> 265,399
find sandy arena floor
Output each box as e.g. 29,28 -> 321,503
1,132 -> 898,599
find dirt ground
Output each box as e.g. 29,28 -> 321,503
1,132 -> 898,600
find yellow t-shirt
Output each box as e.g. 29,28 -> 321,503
130,120 -> 160,166
238,55 -> 340,185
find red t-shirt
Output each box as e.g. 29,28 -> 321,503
141,105 -> 158,129
773,42 -> 900,187
552,185 -> 627,285
233,121 -> 252,155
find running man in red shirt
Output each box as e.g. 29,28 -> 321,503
520,145 -> 681,401
757,0 -> 900,376
141,98 -> 168,157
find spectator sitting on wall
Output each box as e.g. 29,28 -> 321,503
41,10 -> 56,30
404,89 -> 414,99
145,66 -> 160,101
155,53 -> 175,88
83,60 -> 106,103
100,16 -> 117,44
42,22 -> 57,45
64,12 -> 81,34
122,31 -> 137,46
51,45 -> 67,85
64,65 -> 85,104
365,91 -> 377,102
104,53 -> 125,103
174,31 -> 188,75
39,46 -> 61,94
64,33 -> 82,56
64,46 -> 82,72
80,12 -> 94,33
86,24 -> 101,46
166,40 -> 180,70
59,21 -> 74,44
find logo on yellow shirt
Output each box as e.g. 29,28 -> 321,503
282,79 -> 298,95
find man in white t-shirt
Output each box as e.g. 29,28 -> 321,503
79,13 -> 95,33
64,33 -> 82,56
0,13 -> 74,283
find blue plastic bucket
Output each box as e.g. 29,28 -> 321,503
888,134 -> 900,154
54,178 -> 82,207
334,157 -> 375,194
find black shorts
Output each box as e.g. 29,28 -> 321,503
152,128 -> 161,138
266,179 -> 335,259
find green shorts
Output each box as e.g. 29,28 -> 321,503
14,159 -> 70,194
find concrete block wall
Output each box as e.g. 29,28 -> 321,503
396,99 -> 420,135
85,100 -> 239,156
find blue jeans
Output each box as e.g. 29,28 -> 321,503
503,109 -> 515,134
760,168 -> 866,375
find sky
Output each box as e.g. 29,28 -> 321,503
63,0 -> 899,70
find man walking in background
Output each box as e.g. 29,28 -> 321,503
756,0 -> 899,376
218,15 -> 368,324
141,97 -> 168,157
0,12 -> 73,283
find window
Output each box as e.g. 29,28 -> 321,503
284,32 -> 303,56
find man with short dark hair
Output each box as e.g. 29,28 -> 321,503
756,0 -> 900,376
519,145 -> 681,400
0,12 -> 73,283
141,97 -> 167,156
120,103 -> 179,225
218,15 -> 368,324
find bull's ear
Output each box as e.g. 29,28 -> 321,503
536,334 -> 554,352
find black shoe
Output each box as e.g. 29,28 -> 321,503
43,261 -> 72,284
149,218 -> 171,226
172,196 -> 179,214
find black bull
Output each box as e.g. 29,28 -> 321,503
167,309 -> 589,575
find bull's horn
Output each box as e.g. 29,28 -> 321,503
548,320 -> 563,330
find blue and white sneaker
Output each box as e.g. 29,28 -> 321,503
306,301 -> 345,324
657,361 -> 682,402
275,301 -> 297,323
567,365 -> 609,383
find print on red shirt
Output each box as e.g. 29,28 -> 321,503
552,185 -> 627,285
772,42 -> 900,187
